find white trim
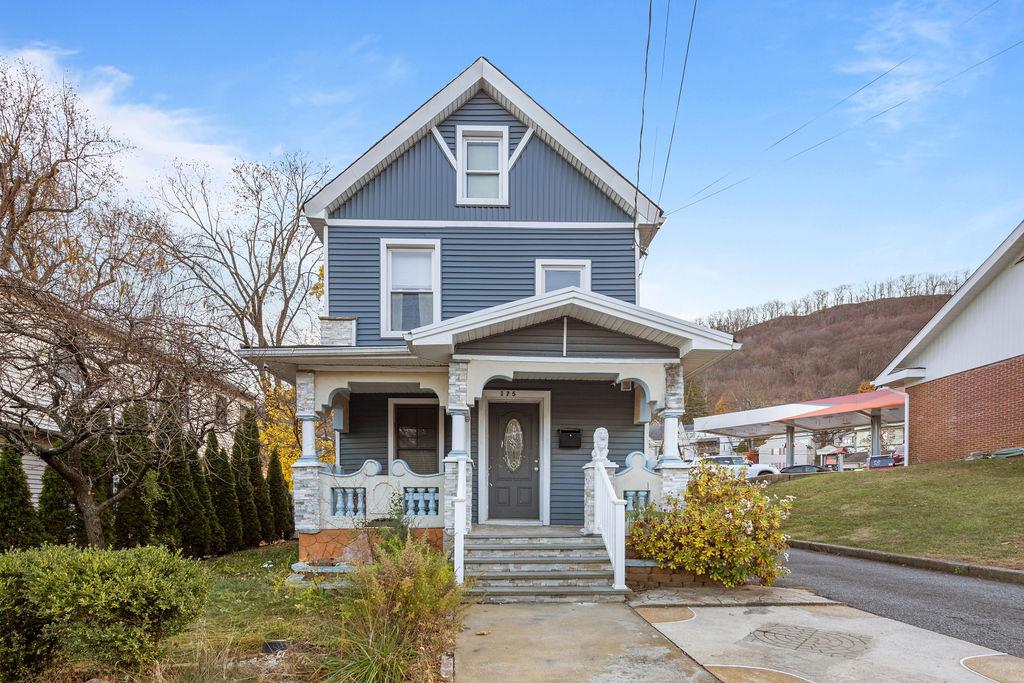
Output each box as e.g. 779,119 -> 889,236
507,127 -> 534,169
562,316 -> 567,357
456,125 -> 509,206
387,398 -> 446,474
477,389 -> 551,525
379,238 -> 442,339
327,219 -> 635,229
430,126 -> 457,169
534,258 -> 592,295
875,218 -> 1024,384
303,57 -> 664,236
452,354 -> 680,363
322,222 -> 330,316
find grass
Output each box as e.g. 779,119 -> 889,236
774,458 -> 1024,569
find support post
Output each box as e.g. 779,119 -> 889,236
870,412 -> 882,457
903,390 -> 910,466
785,425 -> 795,468
292,370 -> 324,537
582,427 -> 616,535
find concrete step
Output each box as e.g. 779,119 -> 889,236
465,547 -> 607,560
464,540 -> 605,551
465,534 -> 598,545
466,584 -> 629,604
471,575 -> 613,588
465,556 -> 612,573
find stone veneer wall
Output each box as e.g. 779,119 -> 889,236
625,559 -> 724,590
298,528 -> 444,563
320,317 -> 357,346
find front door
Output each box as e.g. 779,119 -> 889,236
488,402 -> 540,520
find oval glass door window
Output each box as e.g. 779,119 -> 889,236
502,418 -> 524,472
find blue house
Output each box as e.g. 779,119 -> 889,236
241,58 -> 738,601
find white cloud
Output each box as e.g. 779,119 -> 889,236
3,44 -> 240,200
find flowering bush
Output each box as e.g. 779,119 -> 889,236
628,462 -> 792,587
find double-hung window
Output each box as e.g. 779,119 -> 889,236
456,125 -> 509,206
535,259 -> 592,294
380,239 -> 441,337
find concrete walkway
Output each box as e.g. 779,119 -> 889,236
630,586 -> 1024,682
455,602 -> 714,682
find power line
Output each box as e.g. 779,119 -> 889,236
665,33 -> 1024,214
634,0 -> 654,236
681,0 -> 1004,204
656,0 -> 699,204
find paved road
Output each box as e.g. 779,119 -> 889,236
777,548 -> 1024,657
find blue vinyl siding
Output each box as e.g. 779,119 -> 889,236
436,91 -> 528,157
469,380 -> 643,526
327,225 -> 637,346
337,393 -> 451,475
331,127 -> 630,223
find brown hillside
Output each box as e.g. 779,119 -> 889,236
698,295 -> 948,410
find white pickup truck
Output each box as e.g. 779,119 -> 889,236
692,455 -> 779,480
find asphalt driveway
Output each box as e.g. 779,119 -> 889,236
777,548 -> 1024,657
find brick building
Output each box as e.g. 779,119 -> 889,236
876,219 -> 1024,463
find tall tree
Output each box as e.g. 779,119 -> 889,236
206,432 -> 242,551
244,415 -> 275,543
232,419 -> 261,548
37,466 -> 83,545
266,449 -> 293,541
0,59 -> 236,548
172,442 -> 212,558
151,466 -> 182,550
0,447 -> 40,550
194,451 -> 225,555
112,403 -> 157,548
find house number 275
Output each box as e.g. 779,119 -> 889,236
499,390 -> 517,397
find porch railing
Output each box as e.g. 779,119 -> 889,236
453,458 -> 467,584
593,457 -> 627,591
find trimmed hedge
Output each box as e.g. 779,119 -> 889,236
0,544 -> 209,677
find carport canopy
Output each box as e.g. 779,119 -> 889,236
693,388 -> 908,466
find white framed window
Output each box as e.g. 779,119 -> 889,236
380,238 -> 441,338
387,398 -> 445,475
456,125 -> 509,206
535,259 -> 591,294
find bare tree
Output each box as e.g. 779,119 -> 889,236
0,59 -> 125,274
159,155 -> 332,362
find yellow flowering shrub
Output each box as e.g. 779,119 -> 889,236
628,462 -> 792,587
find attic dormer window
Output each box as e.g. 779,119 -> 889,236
456,125 -> 509,206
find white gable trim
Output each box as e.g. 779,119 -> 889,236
508,127 -> 534,169
430,126 -> 457,169
876,218 -> 1024,386
303,58 -> 664,245
403,287 -> 738,362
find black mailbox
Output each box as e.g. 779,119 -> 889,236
558,429 -> 582,449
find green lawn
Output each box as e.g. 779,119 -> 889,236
774,459 -> 1024,568
158,541 -> 342,680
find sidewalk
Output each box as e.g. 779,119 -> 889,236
629,586 -> 1024,682
455,602 -> 714,682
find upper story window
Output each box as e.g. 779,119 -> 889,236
456,125 -> 509,206
535,259 -> 591,295
380,239 -> 441,338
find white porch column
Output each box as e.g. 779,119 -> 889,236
656,363 -> 690,500
785,425 -> 795,468
292,370 -> 325,533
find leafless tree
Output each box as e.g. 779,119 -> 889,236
0,59 -> 125,275
0,60 -> 233,547
159,155 -> 332,371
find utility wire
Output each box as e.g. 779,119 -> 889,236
665,33 -> 1024,214
633,0 -> 654,259
656,0 -> 699,204
685,0 -> 1003,201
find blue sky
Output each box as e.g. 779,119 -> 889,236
4,1 -> 1024,319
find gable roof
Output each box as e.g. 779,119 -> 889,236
875,218 -> 1024,386
304,57 -> 665,250
403,286 -> 739,375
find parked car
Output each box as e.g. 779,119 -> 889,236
698,455 -> 780,479
868,454 -> 897,469
780,464 -> 826,474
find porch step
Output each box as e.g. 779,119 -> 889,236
462,526 -> 626,603
466,584 -> 629,604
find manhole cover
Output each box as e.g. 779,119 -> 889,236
744,623 -> 871,658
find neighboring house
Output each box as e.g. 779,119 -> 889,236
876,219 -> 1024,463
756,433 -> 816,469
239,58 -> 738,599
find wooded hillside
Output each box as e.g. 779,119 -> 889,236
695,295 -> 948,412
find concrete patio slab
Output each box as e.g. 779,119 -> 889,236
628,584 -> 836,608
455,602 -> 715,682
646,602 -> 1024,682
